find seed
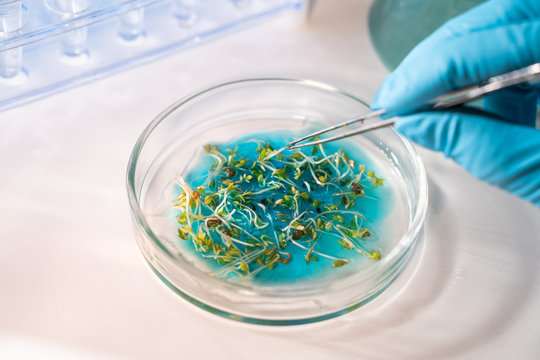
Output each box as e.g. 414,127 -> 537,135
340,178 -> 351,186
292,229 -> 305,240
206,218 -> 222,227
224,167 -> 236,177
352,183 -> 364,195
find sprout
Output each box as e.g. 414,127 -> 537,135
174,137 -> 385,280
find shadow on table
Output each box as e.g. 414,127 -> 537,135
252,168 -> 540,359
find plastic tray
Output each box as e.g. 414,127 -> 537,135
0,0 -> 307,110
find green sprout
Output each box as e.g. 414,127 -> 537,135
173,138 -> 385,280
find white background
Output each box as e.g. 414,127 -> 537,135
1,1 -> 539,359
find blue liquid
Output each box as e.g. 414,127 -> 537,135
176,130 -> 394,284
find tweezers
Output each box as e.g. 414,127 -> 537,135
288,63 -> 540,149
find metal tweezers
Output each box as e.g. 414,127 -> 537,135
288,63 -> 540,149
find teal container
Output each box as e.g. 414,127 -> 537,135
369,0 -> 486,70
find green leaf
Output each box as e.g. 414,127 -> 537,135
368,249 -> 381,261
291,152 -> 303,160
324,221 -> 333,230
337,239 -> 354,250
177,228 -> 188,240
239,262 -> 249,273
332,259 -> 350,268
304,253 -> 319,264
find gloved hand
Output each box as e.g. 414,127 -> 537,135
371,0 -> 540,206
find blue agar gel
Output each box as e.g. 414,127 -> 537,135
175,130 -> 395,284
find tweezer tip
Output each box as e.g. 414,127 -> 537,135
286,142 -> 301,149
288,143 -> 305,150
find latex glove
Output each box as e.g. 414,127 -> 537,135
372,0 -> 540,206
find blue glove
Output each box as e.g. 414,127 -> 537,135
372,0 -> 540,206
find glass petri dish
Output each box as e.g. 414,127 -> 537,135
126,78 -> 428,325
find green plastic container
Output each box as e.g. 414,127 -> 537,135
369,0 -> 485,70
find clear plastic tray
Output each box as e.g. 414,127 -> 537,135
0,0 -> 307,110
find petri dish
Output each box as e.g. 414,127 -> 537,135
126,78 -> 428,325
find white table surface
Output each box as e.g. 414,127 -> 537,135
1,1 -> 539,359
